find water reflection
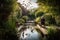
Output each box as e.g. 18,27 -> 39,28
20,27 -> 41,40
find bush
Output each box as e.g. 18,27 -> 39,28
19,19 -> 25,25
0,20 -> 18,40
22,16 -> 29,22
0,29 -> 18,40
0,0 -> 18,40
35,12 -> 44,17
44,15 -> 56,25
55,16 -> 60,26
35,17 -> 41,24
47,27 -> 60,40
28,13 -> 35,20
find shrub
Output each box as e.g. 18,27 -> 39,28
35,17 -> 41,24
22,16 -> 29,22
35,12 -> 44,17
44,15 -> 56,25
28,13 -> 35,20
47,27 -> 60,40
0,20 -> 18,40
55,16 -> 60,26
19,19 -> 25,25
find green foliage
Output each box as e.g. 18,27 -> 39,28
22,16 -> 29,22
0,0 -> 18,40
19,19 -> 25,25
36,0 -> 60,26
0,18 -> 18,40
0,0 -> 17,13
44,15 -> 56,25
0,0 -> 17,21
47,27 -> 60,40
16,10 -> 22,19
37,0 -> 60,7
28,13 -> 35,20
35,17 -> 41,24
16,5 -> 22,19
35,12 -> 44,17
0,0 -> 18,28
0,29 -> 18,40
55,16 -> 60,26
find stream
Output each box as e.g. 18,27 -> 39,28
19,26 -> 41,40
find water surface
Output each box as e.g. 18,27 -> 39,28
20,27 -> 41,40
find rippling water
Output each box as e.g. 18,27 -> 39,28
19,27 -> 41,40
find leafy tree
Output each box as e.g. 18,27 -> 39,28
35,0 -> 60,26
0,0 -> 18,40
0,0 -> 17,21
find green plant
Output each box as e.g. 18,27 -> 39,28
22,16 -> 29,22
35,17 -> 41,24
0,19 -> 18,40
19,19 -> 25,25
47,27 -> 60,40
55,16 -> 60,26
35,12 -> 44,17
44,15 -> 56,25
